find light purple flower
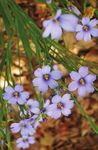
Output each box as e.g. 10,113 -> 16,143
16,135 -> 35,149
47,94 -> 74,119
43,9 -> 78,39
2,84 -> 29,105
68,6 -> 81,16
27,115 -> 42,129
76,17 -> 98,42
10,119 -> 35,136
26,99 -> 40,114
40,99 -> 50,115
68,66 -> 96,96
32,65 -> 62,92
46,0 -> 52,4
26,99 -> 50,120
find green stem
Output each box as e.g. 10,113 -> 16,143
5,103 -> 12,150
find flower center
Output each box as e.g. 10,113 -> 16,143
83,25 -> 89,31
23,138 -> 28,142
26,105 -> 31,110
13,92 -> 19,98
21,123 -> 27,128
41,108 -> 46,113
79,78 -> 85,85
43,74 -> 50,81
53,18 -> 60,25
57,102 -> 63,109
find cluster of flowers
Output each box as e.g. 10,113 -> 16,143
43,8 -> 98,42
3,65 -> 96,149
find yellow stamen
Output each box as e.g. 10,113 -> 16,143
80,79 -> 85,85
13,92 -> 19,98
23,138 -> 28,142
44,74 -> 49,80
57,102 -> 63,109
83,25 -> 89,31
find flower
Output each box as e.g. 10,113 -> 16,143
32,65 -> 62,92
26,99 -> 50,120
68,66 -> 96,96
40,99 -> 50,115
26,99 -> 40,114
47,94 -> 74,119
10,119 -> 35,136
46,0 -> 52,4
27,115 -> 42,129
2,84 -> 29,105
16,135 -> 35,149
68,6 -> 81,16
43,9 -> 78,39
76,17 -> 98,42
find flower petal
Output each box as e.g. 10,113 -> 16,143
42,65 -> 51,74
28,137 -> 35,144
84,32 -> 91,42
51,70 -> 62,80
86,84 -> 94,93
62,94 -> 70,101
44,99 -> 50,108
76,31 -> 84,40
2,93 -> 12,100
51,23 -> 62,39
82,17 -> 90,25
32,101 -> 39,107
51,110 -> 61,119
26,99 -> 34,105
54,9 -> 62,19
76,24 -> 83,32
15,84 -> 23,92
17,98 -> 26,105
48,79 -> 58,89
70,71 -> 81,81
33,78 -> 41,86
90,28 -> 98,37
68,81 -> 78,91
34,68 -> 42,77
43,21 -> 53,38
52,95 -> 61,103
31,108 -> 40,114
78,86 -> 86,96
20,92 -> 29,100
85,74 -> 96,83
38,81 -> 48,92
60,14 -> 78,25
43,20 -> 52,27
65,100 -> 74,109
62,109 -> 71,116
5,86 -> 14,93
11,123 -> 20,133
89,19 -> 98,27
59,14 -> 78,32
79,66 -> 88,77
8,97 -> 17,104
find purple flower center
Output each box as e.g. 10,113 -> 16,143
83,25 -> 89,32
41,108 -> 46,113
13,91 -> 20,98
79,78 -> 85,85
43,74 -> 50,81
53,18 -> 59,25
57,102 -> 64,109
